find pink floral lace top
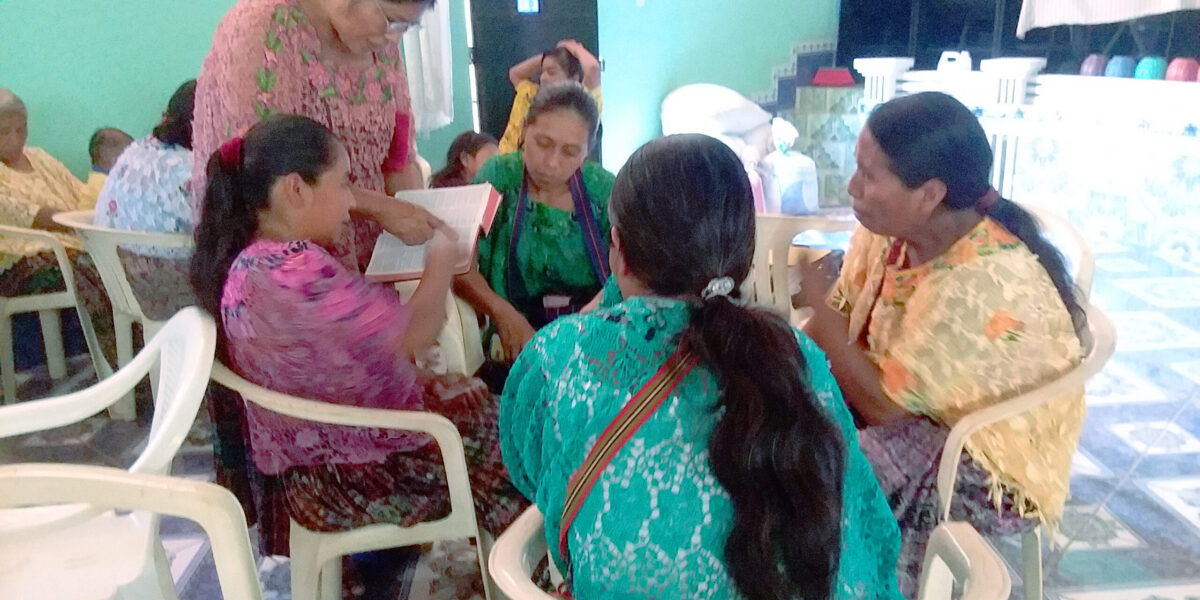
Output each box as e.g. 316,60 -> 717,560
222,239 -> 427,475
193,0 -> 413,268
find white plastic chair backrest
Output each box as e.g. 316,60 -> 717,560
917,521 -> 1011,600
1017,203 -> 1094,301
0,463 -> 264,600
209,362 -> 478,536
488,506 -> 556,600
53,210 -> 194,327
0,307 -> 216,476
936,304 -> 1116,521
751,215 -> 856,317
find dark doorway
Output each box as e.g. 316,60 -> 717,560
469,0 -> 600,156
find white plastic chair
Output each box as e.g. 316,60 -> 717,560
936,304 -> 1115,600
209,362 -> 492,600
488,505 -> 556,600
918,521 -> 1012,600
1019,203 -> 1095,302
0,224 -> 112,411
53,210 -> 195,404
0,307 -> 217,599
751,214 -> 857,324
0,463 -> 263,600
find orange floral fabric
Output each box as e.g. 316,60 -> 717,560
829,218 -> 1084,526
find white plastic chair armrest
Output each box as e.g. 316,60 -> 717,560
0,463 -> 263,600
210,362 -> 475,521
488,506 -> 555,599
53,211 -> 196,248
936,306 -> 1115,520
918,521 -> 1011,600
0,225 -> 74,284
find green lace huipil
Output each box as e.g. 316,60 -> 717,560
501,296 -> 904,599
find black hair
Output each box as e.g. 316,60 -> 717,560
154,80 -> 197,150
525,81 -> 599,149
430,131 -> 497,188
190,114 -> 340,321
610,134 -> 845,600
88,127 -> 132,169
541,47 -> 584,82
867,91 -> 1086,332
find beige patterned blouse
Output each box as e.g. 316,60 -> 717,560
830,218 -> 1084,526
0,147 -> 88,272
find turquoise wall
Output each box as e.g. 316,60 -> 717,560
0,0 -> 474,178
0,0 -> 837,176
597,0 -> 839,170
0,1 -> 235,176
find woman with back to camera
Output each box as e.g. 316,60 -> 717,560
502,133 -> 903,599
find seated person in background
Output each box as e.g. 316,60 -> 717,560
83,127 -> 133,206
0,87 -> 114,362
502,134 -> 903,599
430,131 -> 497,189
455,83 -> 615,371
190,115 -> 527,596
498,40 -> 601,154
95,80 -> 198,321
800,92 -> 1086,597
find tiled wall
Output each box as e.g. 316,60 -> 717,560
782,87 -> 866,209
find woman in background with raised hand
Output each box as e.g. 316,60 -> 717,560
501,133 -> 902,599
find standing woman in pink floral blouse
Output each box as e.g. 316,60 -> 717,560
193,0 -> 440,271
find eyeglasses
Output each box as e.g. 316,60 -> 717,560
374,0 -> 422,35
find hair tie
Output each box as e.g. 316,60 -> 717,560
218,137 -> 244,170
701,276 -> 735,301
976,187 -> 1000,214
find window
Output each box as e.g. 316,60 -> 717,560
517,0 -> 539,14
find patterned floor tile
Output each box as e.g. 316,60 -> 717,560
1109,422 -> 1200,455
164,535 -> 209,586
1087,362 -> 1170,406
1096,258 -> 1152,274
1142,478 -> 1200,536
1114,278 -> 1200,309
1057,582 -> 1200,599
1106,312 -> 1200,352
1169,362 -> 1200,388
1072,450 -> 1112,479
1055,505 -> 1144,550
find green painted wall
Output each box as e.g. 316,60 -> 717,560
596,0 -> 839,170
0,1 -> 235,177
0,0 -> 474,178
1,0 -> 836,177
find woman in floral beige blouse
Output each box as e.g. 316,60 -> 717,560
801,92 -> 1088,597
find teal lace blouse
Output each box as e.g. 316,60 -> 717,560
501,296 -> 903,599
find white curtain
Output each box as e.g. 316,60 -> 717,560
402,0 -> 454,132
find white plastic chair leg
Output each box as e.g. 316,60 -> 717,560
38,310 -> 66,379
108,313 -> 137,420
477,528 -> 496,600
153,539 -> 182,600
319,558 -> 342,600
290,524 -> 322,600
1,312 -> 16,404
1022,526 -> 1043,600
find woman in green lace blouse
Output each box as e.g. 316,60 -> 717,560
501,134 -> 902,599
455,82 -> 615,364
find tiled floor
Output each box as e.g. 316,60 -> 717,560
4,229 -> 1200,599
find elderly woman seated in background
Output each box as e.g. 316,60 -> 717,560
0,87 -> 114,362
801,91 -> 1087,596
94,80 -> 198,321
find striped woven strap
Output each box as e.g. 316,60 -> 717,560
558,345 -> 698,570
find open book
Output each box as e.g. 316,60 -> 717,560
365,183 -> 501,282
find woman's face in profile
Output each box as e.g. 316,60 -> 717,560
329,0 -> 427,54
846,128 -> 930,239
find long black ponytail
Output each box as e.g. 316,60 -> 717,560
610,134 -> 845,600
868,92 -> 1086,333
190,114 -> 339,319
